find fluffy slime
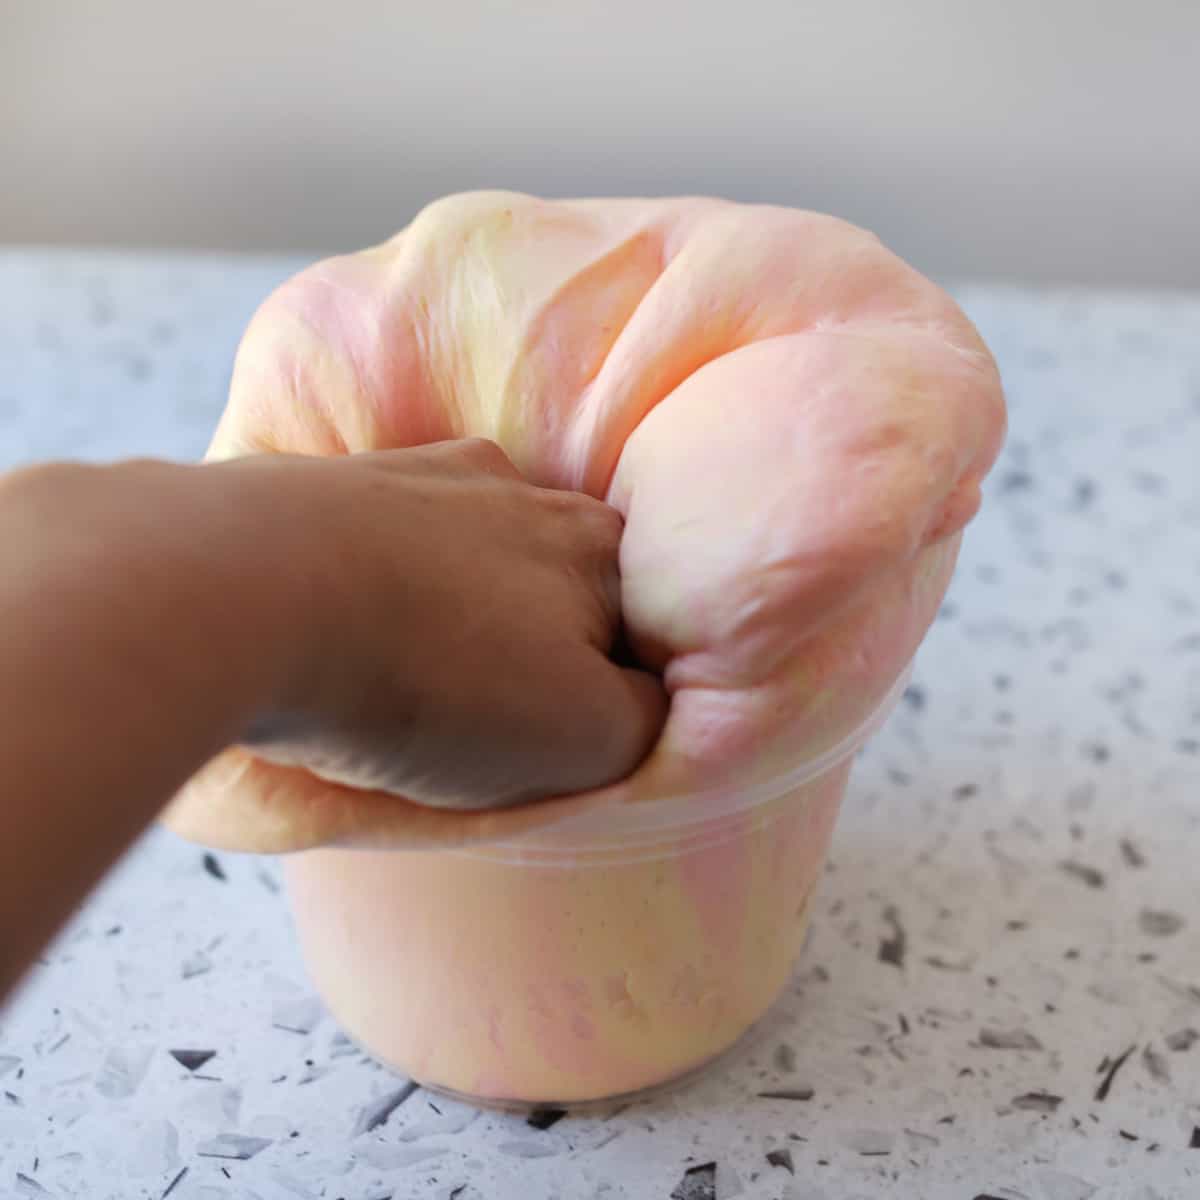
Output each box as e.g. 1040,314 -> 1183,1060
167,193 -> 1004,1101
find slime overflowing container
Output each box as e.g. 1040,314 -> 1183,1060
284,665 -> 912,1106
155,192 -> 1005,1107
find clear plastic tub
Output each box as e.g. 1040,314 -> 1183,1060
283,664 -> 911,1107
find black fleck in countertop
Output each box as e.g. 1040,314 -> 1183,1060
2,250 -> 1199,1200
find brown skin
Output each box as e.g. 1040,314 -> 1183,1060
0,440 -> 666,1001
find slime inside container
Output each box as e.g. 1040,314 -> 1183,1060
283,657 -> 916,1105
286,759 -> 850,1104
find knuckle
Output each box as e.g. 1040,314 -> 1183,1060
553,488 -> 621,525
459,437 -> 515,469
583,498 -> 625,548
547,493 -> 623,556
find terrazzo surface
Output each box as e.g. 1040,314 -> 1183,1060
1,249 -> 1199,1199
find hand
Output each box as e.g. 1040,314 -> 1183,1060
1,443 -> 666,992
229,438 -> 666,809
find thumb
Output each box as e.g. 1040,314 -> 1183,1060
537,655 -> 668,799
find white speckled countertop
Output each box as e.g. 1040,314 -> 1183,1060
1,249 -> 1199,1200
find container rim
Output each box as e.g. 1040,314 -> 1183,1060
455,659 -> 913,865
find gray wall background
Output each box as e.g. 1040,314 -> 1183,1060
3,1 -> 1198,286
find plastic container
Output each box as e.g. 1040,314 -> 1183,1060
283,664 -> 911,1107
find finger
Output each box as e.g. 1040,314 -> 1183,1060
358,438 -> 522,479
608,665 -> 670,775
527,654 -> 668,799
578,535 -> 623,650
545,494 -> 625,645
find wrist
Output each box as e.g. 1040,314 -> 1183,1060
188,456 -> 355,744
2,458 -> 317,749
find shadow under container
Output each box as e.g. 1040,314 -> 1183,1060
284,669 -> 910,1106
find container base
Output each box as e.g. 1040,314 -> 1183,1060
416,1026 -> 754,1114
346,926 -> 813,1115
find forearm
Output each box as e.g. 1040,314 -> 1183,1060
0,444 -> 665,994
0,461 -> 301,999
